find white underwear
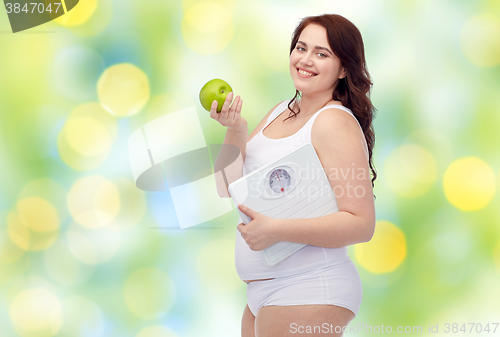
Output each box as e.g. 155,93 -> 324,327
246,258 -> 363,317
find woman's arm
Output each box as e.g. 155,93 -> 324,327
272,108 -> 376,247
215,100 -> 283,198
214,127 -> 247,198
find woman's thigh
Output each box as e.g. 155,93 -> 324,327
255,304 -> 354,337
242,304 -> 256,337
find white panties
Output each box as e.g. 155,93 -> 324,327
246,258 -> 363,317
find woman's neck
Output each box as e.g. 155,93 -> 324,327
296,92 -> 338,117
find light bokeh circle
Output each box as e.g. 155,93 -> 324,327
54,0 -> 98,26
17,197 -> 60,232
67,175 -> 120,229
18,179 -> 69,225
384,144 -> 437,198
8,198 -> 60,251
67,221 -> 121,265
57,132 -> 107,171
64,116 -> 112,156
460,13 -> 500,68
10,288 -> 62,335
113,178 -> 147,230
181,1 -> 234,55
58,102 -> 118,171
354,220 -> 407,274
443,157 -> 496,211
0,211 -> 25,264
97,63 -> 150,116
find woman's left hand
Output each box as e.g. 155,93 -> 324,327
237,204 -> 280,251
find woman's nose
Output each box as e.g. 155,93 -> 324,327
300,53 -> 313,67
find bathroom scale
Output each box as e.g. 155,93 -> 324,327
228,143 -> 339,266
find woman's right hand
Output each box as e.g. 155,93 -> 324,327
210,92 -> 247,132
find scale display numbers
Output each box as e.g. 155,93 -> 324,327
269,168 -> 291,193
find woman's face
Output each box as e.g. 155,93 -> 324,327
289,24 -> 345,97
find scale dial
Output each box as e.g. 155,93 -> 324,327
269,168 -> 291,193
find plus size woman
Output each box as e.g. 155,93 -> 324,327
211,14 -> 377,337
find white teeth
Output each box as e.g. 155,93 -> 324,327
298,69 -> 315,77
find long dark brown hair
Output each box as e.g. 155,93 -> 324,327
286,14 -> 377,194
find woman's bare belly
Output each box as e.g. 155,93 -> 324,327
244,278 -> 275,284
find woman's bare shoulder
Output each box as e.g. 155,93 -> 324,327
312,107 -> 368,157
315,106 -> 362,135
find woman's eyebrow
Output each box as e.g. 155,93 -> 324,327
297,40 -> 332,55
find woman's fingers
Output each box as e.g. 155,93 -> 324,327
220,92 -> 234,117
236,98 -> 243,115
229,95 -> 241,120
209,92 -> 243,127
209,100 -> 219,120
230,95 -> 240,112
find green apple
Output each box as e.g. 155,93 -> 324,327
199,79 -> 233,113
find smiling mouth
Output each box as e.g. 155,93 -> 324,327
297,68 -> 317,77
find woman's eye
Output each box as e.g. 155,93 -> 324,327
317,53 -> 327,58
296,46 -> 305,51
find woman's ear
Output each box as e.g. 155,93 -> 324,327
339,68 -> 347,79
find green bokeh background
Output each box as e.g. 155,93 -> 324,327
1,0 -> 500,336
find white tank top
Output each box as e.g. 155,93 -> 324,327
235,99 -> 363,280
